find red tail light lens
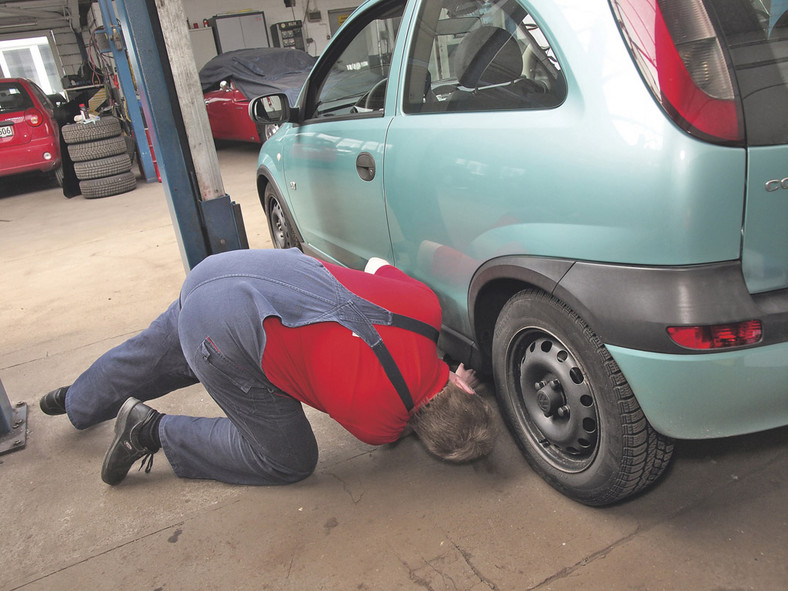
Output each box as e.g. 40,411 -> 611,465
25,108 -> 43,127
610,0 -> 744,144
667,320 -> 762,350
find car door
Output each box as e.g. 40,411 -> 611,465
384,0 -> 569,332
277,0 -> 407,268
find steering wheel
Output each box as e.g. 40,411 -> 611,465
352,78 -> 388,112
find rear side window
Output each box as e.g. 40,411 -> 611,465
707,0 -> 788,145
403,0 -> 566,113
0,83 -> 33,114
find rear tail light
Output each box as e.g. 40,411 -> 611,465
610,0 -> 744,144
667,320 -> 762,350
25,108 -> 43,127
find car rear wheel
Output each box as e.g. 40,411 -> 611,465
264,184 -> 300,250
492,289 -> 673,506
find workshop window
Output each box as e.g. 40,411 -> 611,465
0,35 -> 63,95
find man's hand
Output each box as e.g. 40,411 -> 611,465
449,363 -> 480,395
455,363 -> 481,390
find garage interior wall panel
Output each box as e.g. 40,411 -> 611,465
53,26 -> 85,77
182,0 -> 363,55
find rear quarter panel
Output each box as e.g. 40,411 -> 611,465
383,0 -> 746,336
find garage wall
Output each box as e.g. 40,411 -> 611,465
52,25 -> 87,78
183,0 -> 361,56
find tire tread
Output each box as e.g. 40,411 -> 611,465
62,117 -> 122,144
493,288 -> 674,506
79,171 -> 136,199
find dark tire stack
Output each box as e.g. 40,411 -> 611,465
61,117 -> 136,199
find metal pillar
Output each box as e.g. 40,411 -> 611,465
95,0 -> 158,183
0,378 -> 27,455
114,0 -> 248,270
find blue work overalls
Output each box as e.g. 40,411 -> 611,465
65,248 -> 437,485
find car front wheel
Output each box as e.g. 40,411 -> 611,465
492,289 -> 673,506
264,183 -> 300,250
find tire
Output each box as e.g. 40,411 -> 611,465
492,289 -> 674,506
61,117 -> 122,144
73,153 -> 132,180
264,183 -> 301,250
79,171 -> 137,199
68,135 -> 127,162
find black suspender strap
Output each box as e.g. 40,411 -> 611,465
367,313 -> 440,412
371,341 -> 415,411
388,313 -> 440,343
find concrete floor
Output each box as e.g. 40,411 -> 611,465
1,143 -> 786,591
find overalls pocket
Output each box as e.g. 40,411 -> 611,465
198,337 -> 257,394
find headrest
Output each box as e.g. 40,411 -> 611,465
453,26 -> 523,88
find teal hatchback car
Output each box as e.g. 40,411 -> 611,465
252,0 -> 788,505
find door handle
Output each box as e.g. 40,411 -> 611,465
356,152 -> 376,181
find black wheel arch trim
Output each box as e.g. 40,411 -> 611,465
468,255 -> 788,361
256,165 -> 304,248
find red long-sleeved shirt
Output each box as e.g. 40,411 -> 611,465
261,262 -> 449,444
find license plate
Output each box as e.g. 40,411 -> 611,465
0,125 -> 13,139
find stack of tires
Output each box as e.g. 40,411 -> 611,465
61,116 -> 136,199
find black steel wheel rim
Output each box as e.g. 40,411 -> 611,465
506,327 -> 599,472
269,200 -> 288,248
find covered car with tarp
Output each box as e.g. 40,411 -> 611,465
200,48 -> 317,143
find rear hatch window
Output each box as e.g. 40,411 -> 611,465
0,82 -> 33,115
0,82 -> 34,145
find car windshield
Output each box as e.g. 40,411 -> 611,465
707,0 -> 788,145
0,82 -> 33,114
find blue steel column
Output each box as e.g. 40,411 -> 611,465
95,0 -> 157,182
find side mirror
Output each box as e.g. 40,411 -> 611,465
249,93 -> 293,125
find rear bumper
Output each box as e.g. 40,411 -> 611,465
471,257 -> 788,439
609,342 -> 788,439
0,137 -> 60,176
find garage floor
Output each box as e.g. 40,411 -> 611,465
1,144 -> 786,590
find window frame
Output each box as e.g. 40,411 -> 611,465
300,0 -> 408,124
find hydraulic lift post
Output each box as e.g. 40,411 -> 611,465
0,378 -> 27,455
111,0 -> 248,270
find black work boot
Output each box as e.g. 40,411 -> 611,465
40,386 -> 69,415
101,398 -> 159,485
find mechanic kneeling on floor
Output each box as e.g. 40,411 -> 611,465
40,248 -> 496,485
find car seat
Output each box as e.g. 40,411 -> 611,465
447,25 -> 552,112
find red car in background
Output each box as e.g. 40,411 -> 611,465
200,48 -> 316,144
0,78 -> 61,179
203,79 -> 266,143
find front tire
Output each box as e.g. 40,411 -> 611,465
492,289 -> 673,506
264,183 -> 301,250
